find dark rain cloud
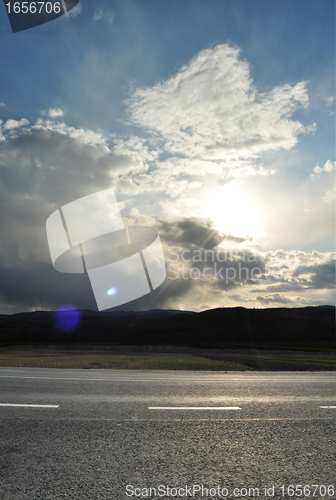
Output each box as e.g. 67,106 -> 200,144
158,217 -> 249,250
292,260 -> 335,289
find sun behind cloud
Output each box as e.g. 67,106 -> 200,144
203,182 -> 263,239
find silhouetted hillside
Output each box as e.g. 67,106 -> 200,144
0,306 -> 335,351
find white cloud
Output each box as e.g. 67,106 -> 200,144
312,159 -> 336,176
256,293 -> 292,305
113,135 -> 159,163
126,207 -> 155,227
93,8 -> 114,24
0,120 -> 4,142
63,3 -> 82,19
41,108 -> 64,119
34,118 -> 107,147
322,185 -> 335,205
4,118 -> 29,130
128,44 -> 314,162
0,102 -> 5,107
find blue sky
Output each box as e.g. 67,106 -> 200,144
0,0 -> 334,312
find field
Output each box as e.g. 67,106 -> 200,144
0,349 -> 335,371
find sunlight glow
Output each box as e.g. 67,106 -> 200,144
204,183 -> 263,238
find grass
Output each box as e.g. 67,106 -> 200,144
0,350 -> 248,371
0,350 -> 335,371
203,353 -> 336,371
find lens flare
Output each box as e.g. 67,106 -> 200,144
54,304 -> 81,333
107,287 -> 117,295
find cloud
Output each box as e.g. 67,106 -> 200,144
3,118 -> 29,130
159,217 -> 226,249
0,73 -> 333,313
0,102 -> 5,107
93,8 -> 114,24
113,136 -> 160,163
312,159 -> 335,177
0,127 -> 334,315
44,44 -> 329,259
309,161 -> 336,205
41,108 -> 65,119
227,294 -> 249,303
292,259 -> 335,290
100,47 -> 331,255
116,171 -> 201,198
322,185 -> 335,205
0,118 -> 160,312
34,118 -> 107,147
0,124 -> 146,205
126,207 -> 155,227
0,120 -> 4,142
63,3 -> 82,19
256,293 -> 292,305
128,44 -> 315,162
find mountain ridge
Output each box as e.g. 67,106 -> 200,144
0,305 -> 335,351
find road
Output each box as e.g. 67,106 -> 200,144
0,368 -> 335,500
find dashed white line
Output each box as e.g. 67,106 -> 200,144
0,404 -> 59,408
319,406 -> 336,409
148,406 -> 241,410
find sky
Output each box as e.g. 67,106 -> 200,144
0,0 -> 335,313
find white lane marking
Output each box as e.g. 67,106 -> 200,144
148,406 -> 241,410
319,406 -> 336,409
0,404 -> 59,408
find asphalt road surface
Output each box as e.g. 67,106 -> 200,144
0,368 -> 335,500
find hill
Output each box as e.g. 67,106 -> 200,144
0,306 -> 335,351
